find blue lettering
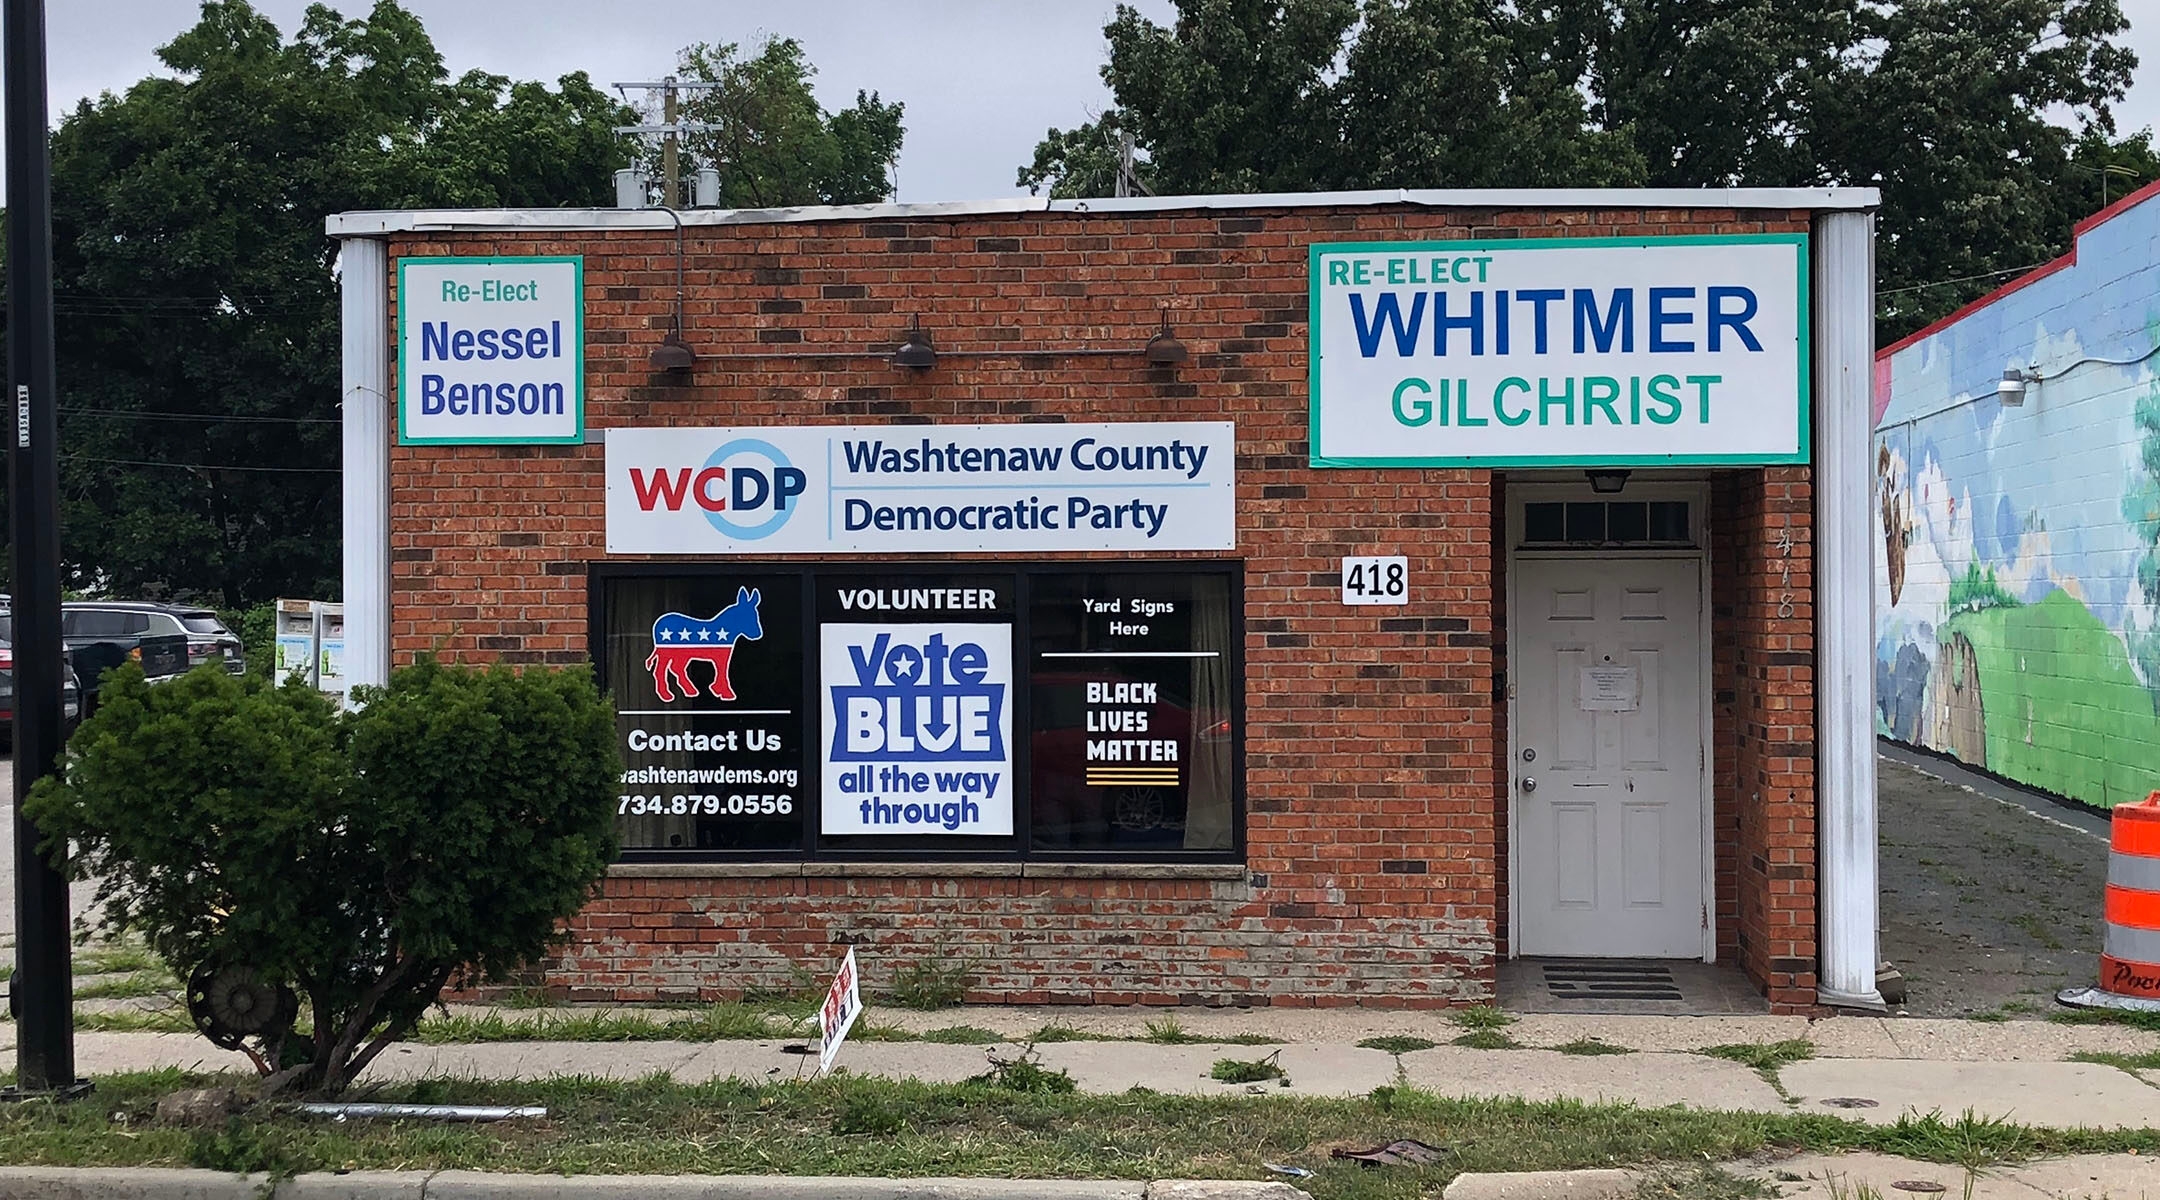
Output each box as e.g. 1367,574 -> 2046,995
1433,291 -> 1483,356
1572,289 -> 1635,354
1649,287 -> 1696,352
1349,292 -> 1426,358
1708,287 -> 1763,351
420,374 -> 446,414
420,322 -> 450,361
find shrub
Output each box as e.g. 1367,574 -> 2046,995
26,656 -> 619,1097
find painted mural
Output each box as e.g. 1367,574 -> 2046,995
1874,183 -> 2160,811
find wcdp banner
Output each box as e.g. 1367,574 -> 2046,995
606,422 -> 1236,554
1309,235 -> 1808,467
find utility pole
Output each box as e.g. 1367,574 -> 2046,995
4,0 -> 81,1098
661,76 -> 679,209
613,79 -> 722,208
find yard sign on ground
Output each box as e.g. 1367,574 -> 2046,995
819,948 -> 862,1075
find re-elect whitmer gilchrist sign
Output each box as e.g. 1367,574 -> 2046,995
397,256 -> 583,445
604,422 -> 1236,554
1308,236 -> 1808,467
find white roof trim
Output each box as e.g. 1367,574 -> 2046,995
326,187 -> 1878,236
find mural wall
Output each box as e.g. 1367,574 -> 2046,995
1875,183 -> 2160,810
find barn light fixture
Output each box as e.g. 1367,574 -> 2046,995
649,206 -> 695,373
1586,469 -> 1631,494
893,317 -> 937,369
1997,368 -> 2029,406
1144,310 -> 1189,365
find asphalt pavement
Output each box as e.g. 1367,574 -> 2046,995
0,756 -> 106,953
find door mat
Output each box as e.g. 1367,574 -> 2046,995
1540,960 -> 1686,1001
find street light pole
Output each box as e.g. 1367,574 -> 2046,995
4,0 -> 80,1096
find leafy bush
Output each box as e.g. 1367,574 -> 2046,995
26,656 -> 619,1097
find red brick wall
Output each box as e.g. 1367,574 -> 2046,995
384,202 -> 1816,1008
1713,468 -> 1820,1008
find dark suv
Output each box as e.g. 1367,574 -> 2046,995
64,602 -> 244,678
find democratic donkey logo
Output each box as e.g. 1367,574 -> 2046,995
644,587 -> 763,702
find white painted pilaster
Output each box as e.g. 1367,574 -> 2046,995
1813,210 -> 1887,1011
339,236 -> 392,696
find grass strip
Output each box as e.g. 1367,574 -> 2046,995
0,1071 -> 2151,1200
74,974 -> 176,1002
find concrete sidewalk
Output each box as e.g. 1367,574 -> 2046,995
0,1168 -> 1313,1199
42,1007 -> 2160,1131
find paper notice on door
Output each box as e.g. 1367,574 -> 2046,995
1579,664 -> 1640,711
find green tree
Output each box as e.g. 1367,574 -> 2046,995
25,657 -> 619,1097
654,36 -> 904,208
1026,0 -> 2142,341
28,0 -> 630,608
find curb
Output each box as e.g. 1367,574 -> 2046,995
0,1168 -> 1315,1200
1441,1169 -> 1638,1200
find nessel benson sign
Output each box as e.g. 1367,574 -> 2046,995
397,255 -> 584,445
1308,235 -> 1808,467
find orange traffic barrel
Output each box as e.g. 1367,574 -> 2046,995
2060,793 -> 2160,1012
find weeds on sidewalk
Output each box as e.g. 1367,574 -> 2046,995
1210,1051 -> 1288,1085
1701,1040 -> 1813,1072
920,1025 -> 1003,1045
1553,1038 -> 1633,1056
1448,1006 -> 1520,1050
972,1044 -> 1076,1094
1357,1036 -> 1439,1054
1634,1166 -> 1775,1199
2051,1008 -> 2160,1033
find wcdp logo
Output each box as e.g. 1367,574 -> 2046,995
626,438 -> 808,540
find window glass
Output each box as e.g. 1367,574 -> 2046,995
1606,502 -> 1648,543
1523,502 -> 1564,543
602,574 -> 804,852
180,614 -> 229,635
1028,572 -> 1235,852
1649,501 -> 1691,542
816,575 -> 1015,850
1564,502 -> 1606,543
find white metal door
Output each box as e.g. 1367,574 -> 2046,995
1514,556 -> 1705,958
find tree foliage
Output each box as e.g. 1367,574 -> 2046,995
1024,0 -> 2146,341
33,0 -> 630,607
648,36 -> 904,208
24,657 -> 619,1097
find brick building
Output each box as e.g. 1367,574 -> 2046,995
328,188 -> 1884,1014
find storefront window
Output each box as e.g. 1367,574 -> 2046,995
600,572 -> 805,852
591,563 -> 1242,861
1027,572 -> 1235,852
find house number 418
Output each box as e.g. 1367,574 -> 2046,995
1341,556 -> 1409,606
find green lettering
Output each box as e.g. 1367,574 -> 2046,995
1353,260 -> 1372,286
1474,256 -> 1493,283
1327,260 -> 1350,286
1538,377 -> 1576,426
1584,376 -> 1622,425
1494,378 -> 1532,427
1388,258 -> 1407,285
1687,374 -> 1721,423
1392,377 -> 1433,427
1647,374 -> 1682,425
1456,379 -> 1487,426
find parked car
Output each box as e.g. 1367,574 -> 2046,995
0,615 -> 83,752
65,601 -> 241,677
55,603 -> 194,711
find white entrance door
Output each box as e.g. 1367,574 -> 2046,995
1514,556 -> 1705,958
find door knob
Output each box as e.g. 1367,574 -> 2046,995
1520,776 -> 1537,793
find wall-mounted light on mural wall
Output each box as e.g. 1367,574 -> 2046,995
893,317 -> 938,370
1586,469 -> 1632,494
1997,368 -> 2030,406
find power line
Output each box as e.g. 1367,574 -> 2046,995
1876,262 -> 2052,300
60,406 -> 339,426
63,454 -> 338,475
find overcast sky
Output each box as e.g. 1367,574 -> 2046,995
30,0 -> 2160,203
